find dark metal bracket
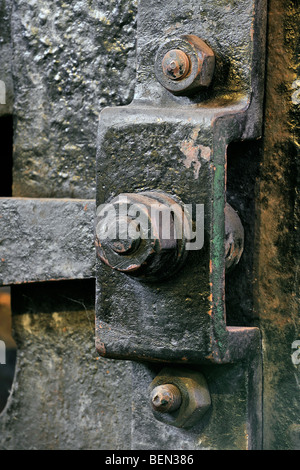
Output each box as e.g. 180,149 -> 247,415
95,0 -> 267,365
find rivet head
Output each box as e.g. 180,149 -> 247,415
162,49 -> 190,80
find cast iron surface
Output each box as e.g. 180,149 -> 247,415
0,0 -> 13,117
254,0 -> 300,449
95,0 -> 267,364
0,280 -> 132,450
9,0 -> 137,199
0,0 -> 298,451
0,0 -> 136,451
0,198 -> 95,285
132,353 -> 262,450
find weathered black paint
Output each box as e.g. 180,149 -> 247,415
0,198 -> 95,285
95,0 -> 267,366
0,0 -> 298,451
10,0 -> 137,199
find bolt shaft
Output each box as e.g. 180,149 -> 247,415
150,384 -> 182,413
162,49 -> 190,80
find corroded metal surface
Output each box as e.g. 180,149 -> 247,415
0,293 -> 132,450
253,0 -> 300,450
156,35 -> 215,93
132,353 -> 262,450
0,0 -> 13,116
95,0 -> 267,364
10,0 -> 137,199
149,368 -> 211,429
150,384 -> 182,413
0,198 -> 95,285
0,1 -> 137,451
0,0 -> 297,452
95,191 -> 191,281
94,0 -> 266,448
161,49 -> 190,81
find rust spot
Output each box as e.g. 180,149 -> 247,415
162,49 -> 190,80
95,339 -> 106,356
204,353 -> 215,363
180,127 -> 211,179
125,264 -> 140,272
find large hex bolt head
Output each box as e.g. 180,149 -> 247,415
95,191 -> 192,282
149,367 -> 211,429
155,35 -> 215,95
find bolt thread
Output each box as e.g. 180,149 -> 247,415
150,384 -> 182,413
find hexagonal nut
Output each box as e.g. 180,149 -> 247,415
95,191 -> 191,281
149,367 -> 211,429
155,34 -> 215,95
